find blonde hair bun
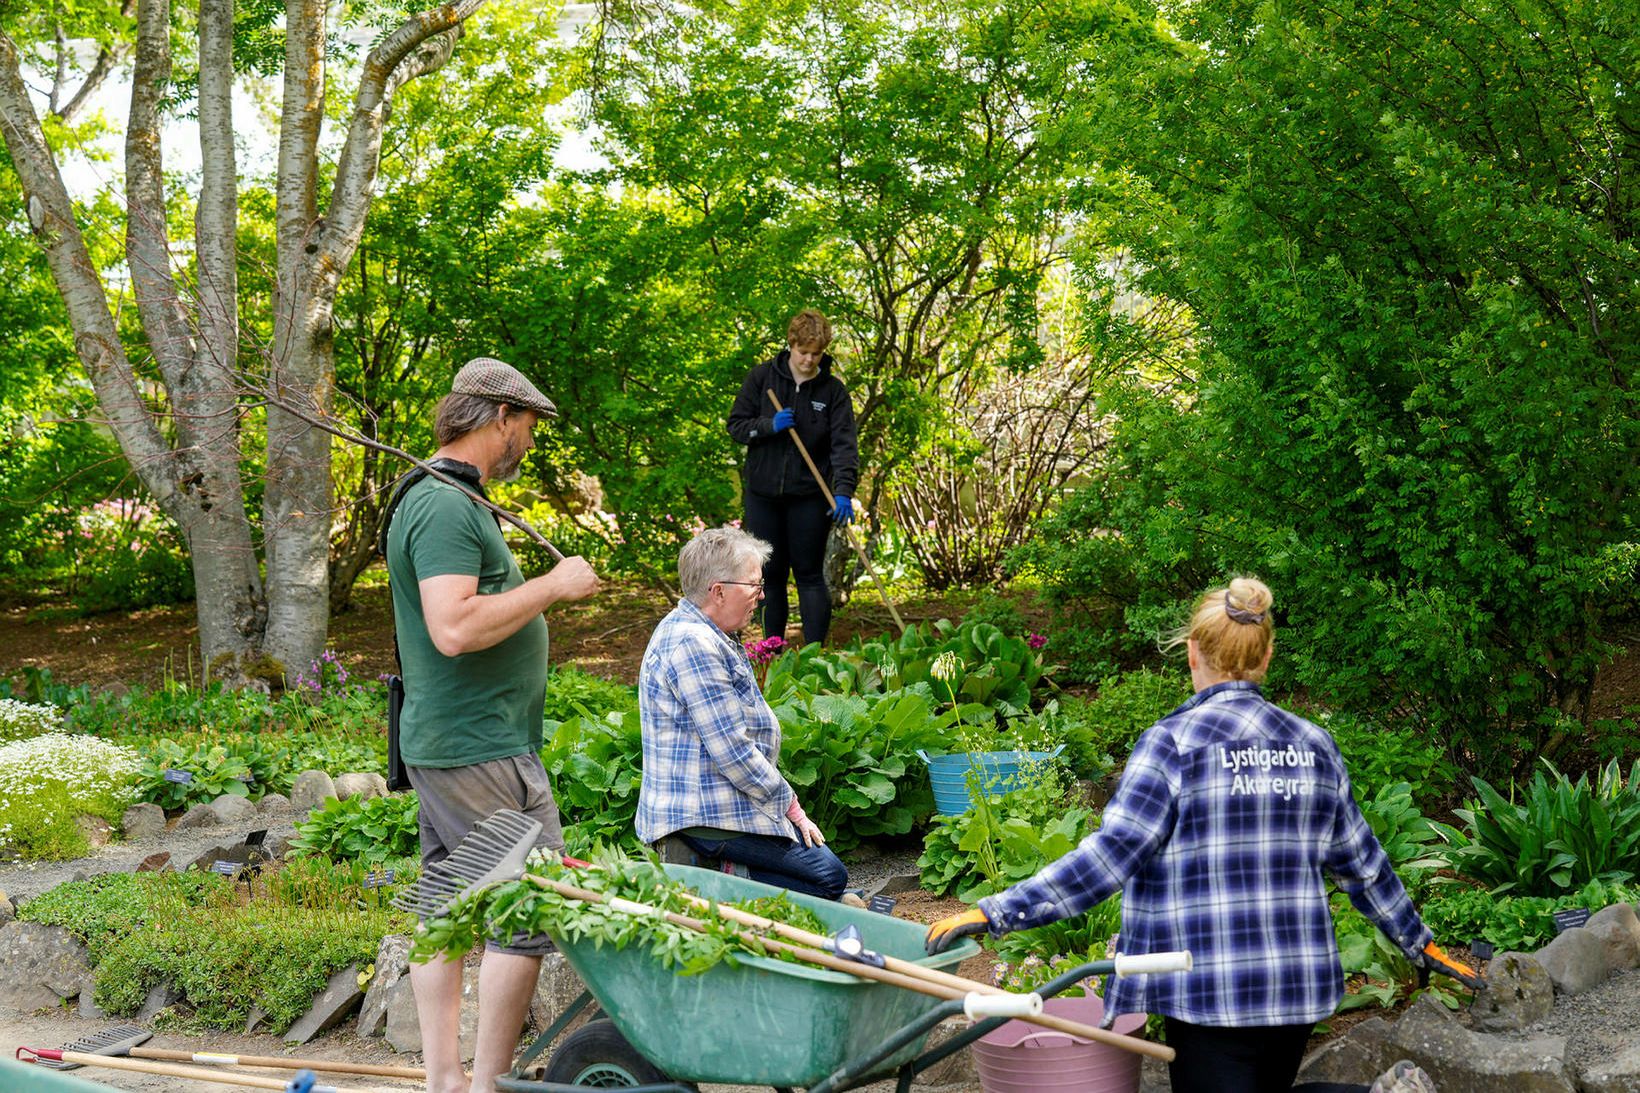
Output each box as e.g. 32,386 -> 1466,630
1225,577 -> 1273,620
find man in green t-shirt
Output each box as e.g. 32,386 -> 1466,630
386,357 -> 599,1093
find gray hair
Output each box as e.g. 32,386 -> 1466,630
434,392 -> 504,445
680,526 -> 771,603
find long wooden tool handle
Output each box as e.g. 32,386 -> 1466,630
530,874 -> 1173,1062
765,389 -> 906,633
134,1046 -> 427,1079
676,891 -> 994,997
51,1050 -> 355,1090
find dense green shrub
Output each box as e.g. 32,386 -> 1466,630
763,619 -> 1050,716
67,499 -> 194,614
542,666 -> 639,724
1069,669 -> 1193,764
1316,710 -> 1458,810
0,734 -> 141,859
1431,759 -> 1640,895
288,793 -> 422,865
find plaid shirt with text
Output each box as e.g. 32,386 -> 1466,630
980,681 -> 1431,1028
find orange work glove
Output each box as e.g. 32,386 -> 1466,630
1417,941 -> 1484,990
925,907 -> 991,956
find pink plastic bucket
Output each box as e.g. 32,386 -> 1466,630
971,993 -> 1147,1093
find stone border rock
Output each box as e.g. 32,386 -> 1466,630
1295,901 -> 1640,1092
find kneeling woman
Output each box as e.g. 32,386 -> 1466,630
634,525 -> 848,899
925,578 -> 1476,1093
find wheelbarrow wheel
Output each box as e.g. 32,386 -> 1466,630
543,1019 -> 680,1088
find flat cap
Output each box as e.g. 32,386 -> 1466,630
450,357 -> 558,418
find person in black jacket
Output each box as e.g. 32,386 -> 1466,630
726,309 -> 859,645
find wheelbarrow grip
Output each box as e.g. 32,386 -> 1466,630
1114,951 -> 1193,977
963,991 -> 1043,1020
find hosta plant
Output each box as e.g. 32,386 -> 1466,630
288,792 -> 421,865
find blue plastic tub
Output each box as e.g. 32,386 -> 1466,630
917,746 -> 1065,816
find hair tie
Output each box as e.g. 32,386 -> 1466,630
1224,593 -> 1267,626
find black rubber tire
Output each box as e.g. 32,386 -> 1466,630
542,1019 -> 670,1087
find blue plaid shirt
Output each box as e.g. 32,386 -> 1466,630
980,681 -> 1430,1028
635,598 -> 797,845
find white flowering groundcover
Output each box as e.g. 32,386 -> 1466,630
0,731 -> 141,858
0,697 -> 62,741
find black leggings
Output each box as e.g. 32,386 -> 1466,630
1163,1017 -> 1315,1093
742,491 -> 832,645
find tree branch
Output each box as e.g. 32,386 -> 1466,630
0,30 -> 175,507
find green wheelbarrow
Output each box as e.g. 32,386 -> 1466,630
499,864 -> 1178,1093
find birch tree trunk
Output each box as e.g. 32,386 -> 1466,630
0,0 -> 489,685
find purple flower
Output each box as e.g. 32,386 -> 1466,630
1027,633 -> 1048,650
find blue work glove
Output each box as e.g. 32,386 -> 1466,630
831,495 -> 854,525
772,408 -> 796,432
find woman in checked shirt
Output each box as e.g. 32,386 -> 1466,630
925,578 -> 1478,1093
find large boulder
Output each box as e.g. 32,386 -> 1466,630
1534,926 -> 1610,996
290,770 -> 337,813
1470,951 -> 1556,1032
528,950 -> 587,1035
359,935 -> 411,1038
1387,993 -> 1575,1092
209,793 -> 259,825
1295,1015 -> 1397,1085
73,815 -> 113,849
0,922 -> 91,1012
173,803 -> 222,831
334,772 -> 389,802
121,802 -> 166,840
1584,902 -> 1640,971
284,963 -> 365,1045
258,793 -> 293,816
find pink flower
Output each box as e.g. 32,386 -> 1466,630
1027,634 -> 1048,650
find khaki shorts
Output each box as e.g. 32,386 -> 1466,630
408,753 -> 564,956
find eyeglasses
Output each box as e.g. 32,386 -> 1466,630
718,580 -> 765,592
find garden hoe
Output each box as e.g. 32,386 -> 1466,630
766,388 -> 906,634
26,1023 -> 427,1081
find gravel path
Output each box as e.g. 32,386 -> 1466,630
1494,965 -> 1640,1078
0,808 -> 299,906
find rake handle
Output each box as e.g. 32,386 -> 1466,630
765,389 -> 906,633
134,1047 -> 427,1079
529,873 -> 1173,1063
677,891 -> 999,997
24,1049 -> 352,1090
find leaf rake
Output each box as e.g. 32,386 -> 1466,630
393,808 -> 542,919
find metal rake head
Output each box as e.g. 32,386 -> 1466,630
394,808 -> 541,919
32,1025 -> 151,1069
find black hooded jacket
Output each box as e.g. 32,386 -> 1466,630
727,350 -> 859,500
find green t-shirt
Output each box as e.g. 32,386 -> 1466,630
385,477 -> 548,768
